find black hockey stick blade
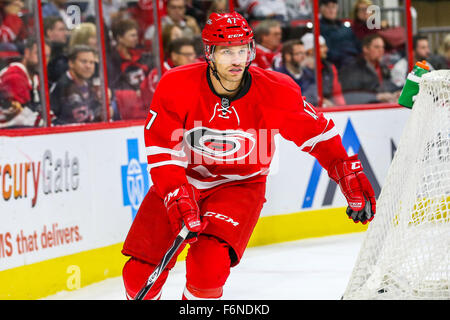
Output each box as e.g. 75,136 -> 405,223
134,224 -> 191,300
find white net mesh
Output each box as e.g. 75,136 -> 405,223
343,70 -> 450,300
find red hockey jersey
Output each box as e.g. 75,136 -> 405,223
140,60 -> 173,105
145,62 -> 348,198
0,62 -> 39,105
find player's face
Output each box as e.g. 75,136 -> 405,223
213,44 -> 248,82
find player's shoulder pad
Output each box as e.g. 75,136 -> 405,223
248,65 -> 301,95
152,62 -> 207,115
159,61 -> 208,85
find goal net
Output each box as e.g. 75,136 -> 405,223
342,70 -> 450,300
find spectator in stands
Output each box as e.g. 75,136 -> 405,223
48,21 -> 100,85
50,45 -> 101,125
339,34 -> 400,105
237,0 -> 288,22
140,37 -> 197,111
42,0 -> 72,28
391,35 -> 434,88
430,33 -> 450,70
44,16 -> 69,84
351,0 -> 380,42
207,0 -> 227,18
69,22 -> 97,50
440,33 -> 450,69
162,23 -> 183,56
162,0 -> 201,39
0,38 -> 51,128
44,16 -> 68,45
412,35 -> 432,63
127,0 -> 165,51
185,0 -> 208,26
69,22 -> 102,104
0,42 -> 21,70
102,0 -> 127,28
0,0 -> 24,43
319,0 -> 360,70
253,19 -> 283,70
108,18 -> 152,90
300,33 -> 346,107
167,37 -> 197,67
274,39 -> 312,91
285,0 -> 312,21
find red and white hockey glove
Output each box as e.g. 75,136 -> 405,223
164,183 -> 207,243
328,155 -> 376,224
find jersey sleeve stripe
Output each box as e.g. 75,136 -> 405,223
299,121 -> 339,152
186,176 -> 232,189
191,165 -> 218,178
147,160 -> 188,171
146,146 -> 186,158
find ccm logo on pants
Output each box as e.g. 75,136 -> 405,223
204,212 -> 239,227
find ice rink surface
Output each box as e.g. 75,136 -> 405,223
43,232 -> 365,300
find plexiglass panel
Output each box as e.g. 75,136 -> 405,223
0,0 -> 48,129
42,0 -> 107,125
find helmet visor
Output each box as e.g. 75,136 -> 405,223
209,42 -> 255,66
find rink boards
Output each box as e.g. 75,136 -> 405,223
0,106 -> 409,299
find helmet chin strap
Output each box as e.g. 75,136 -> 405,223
210,60 -> 250,94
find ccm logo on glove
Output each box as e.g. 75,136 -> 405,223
164,184 -> 207,242
351,162 -> 361,170
164,188 -> 180,206
328,155 -> 376,224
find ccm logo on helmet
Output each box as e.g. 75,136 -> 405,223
228,34 -> 244,38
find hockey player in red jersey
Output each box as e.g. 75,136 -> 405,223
121,12 -> 376,300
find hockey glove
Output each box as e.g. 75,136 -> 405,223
328,155 -> 376,224
164,183 -> 207,243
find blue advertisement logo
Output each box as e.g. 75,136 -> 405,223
121,139 -> 150,220
302,118 -> 380,209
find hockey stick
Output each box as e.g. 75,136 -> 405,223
134,224 -> 192,300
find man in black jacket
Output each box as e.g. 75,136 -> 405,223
50,45 -> 102,124
44,16 -> 69,85
319,0 -> 360,70
338,34 -> 400,105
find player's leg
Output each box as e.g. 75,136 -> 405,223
182,182 -> 267,299
122,257 -> 169,300
182,234 -> 231,299
121,186 -> 186,299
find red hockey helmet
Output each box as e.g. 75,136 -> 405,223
202,12 -> 255,64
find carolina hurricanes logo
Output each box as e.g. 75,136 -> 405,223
184,127 -> 256,161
